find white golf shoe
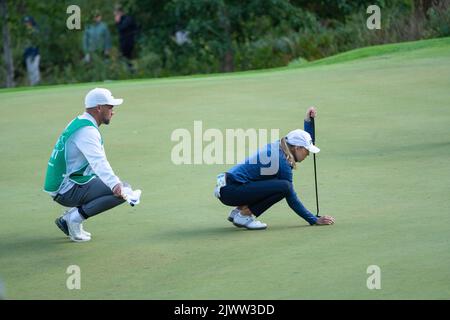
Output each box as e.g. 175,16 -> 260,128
64,211 -> 91,242
63,208 -> 91,238
228,208 -> 240,223
232,212 -> 267,230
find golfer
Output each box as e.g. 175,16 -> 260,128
215,107 -> 335,230
44,88 -> 129,242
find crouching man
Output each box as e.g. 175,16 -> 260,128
44,88 -> 130,242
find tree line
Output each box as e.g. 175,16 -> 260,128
1,0 -> 449,88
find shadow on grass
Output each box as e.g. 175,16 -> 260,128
156,224 -> 311,241
0,235 -> 74,258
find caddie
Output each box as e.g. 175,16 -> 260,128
44,88 -> 130,242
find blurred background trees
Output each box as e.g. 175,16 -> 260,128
1,0 -> 449,88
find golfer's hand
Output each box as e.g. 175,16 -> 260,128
305,106 -> 317,121
112,183 -> 124,199
315,215 -> 335,225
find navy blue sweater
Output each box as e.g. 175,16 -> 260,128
227,120 -> 318,225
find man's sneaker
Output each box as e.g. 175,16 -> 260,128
65,214 -> 91,242
55,216 -> 69,236
57,217 -> 90,238
61,208 -> 91,238
55,207 -> 79,237
232,212 -> 267,230
228,208 -> 240,223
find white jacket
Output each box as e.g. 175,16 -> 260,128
52,112 -> 120,196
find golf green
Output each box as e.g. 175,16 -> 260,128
1,37 -> 449,299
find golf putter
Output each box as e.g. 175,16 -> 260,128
310,116 -> 320,218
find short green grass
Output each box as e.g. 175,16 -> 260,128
1,37 -> 449,299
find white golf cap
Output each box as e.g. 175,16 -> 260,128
285,129 -> 320,153
84,88 -> 123,108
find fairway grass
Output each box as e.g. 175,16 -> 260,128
1,38 -> 449,299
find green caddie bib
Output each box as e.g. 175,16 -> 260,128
44,117 -> 102,193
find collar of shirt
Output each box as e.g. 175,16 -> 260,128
81,112 -> 99,128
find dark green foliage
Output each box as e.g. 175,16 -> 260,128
1,0 -> 449,87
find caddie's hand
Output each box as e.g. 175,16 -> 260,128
112,183 -> 124,198
305,106 -> 317,121
315,215 -> 335,225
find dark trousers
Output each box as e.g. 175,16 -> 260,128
53,178 -> 125,219
120,40 -> 134,60
219,178 -> 291,217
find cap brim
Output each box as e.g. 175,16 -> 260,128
307,144 -> 320,153
110,98 -> 123,106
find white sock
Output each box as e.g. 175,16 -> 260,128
69,209 -> 85,224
